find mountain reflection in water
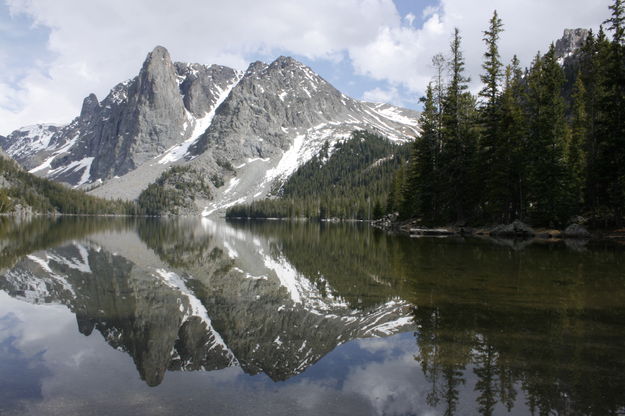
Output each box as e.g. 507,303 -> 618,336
0,216 -> 624,416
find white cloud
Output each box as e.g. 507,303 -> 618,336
0,0 -> 615,134
350,0 -> 611,104
0,0 -> 400,133
362,85 -> 415,107
363,86 -> 399,103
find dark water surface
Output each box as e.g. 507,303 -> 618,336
0,216 -> 624,415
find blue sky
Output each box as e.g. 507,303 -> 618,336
0,0 -> 612,133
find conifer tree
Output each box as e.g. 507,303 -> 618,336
403,83 -> 439,222
479,10 -> 506,221
493,56 -> 527,222
567,73 -> 588,209
605,0 -> 625,44
479,11 -> 504,109
603,0 -> 625,220
525,46 -> 572,225
441,28 -> 478,223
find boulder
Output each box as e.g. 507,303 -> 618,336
563,224 -> 591,239
490,220 -> 535,237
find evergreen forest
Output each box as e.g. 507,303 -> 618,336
401,1 -> 625,227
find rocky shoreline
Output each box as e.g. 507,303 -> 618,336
371,215 -> 625,244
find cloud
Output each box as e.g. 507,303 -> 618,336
0,0 -> 400,133
349,0 -> 611,102
0,0 -> 615,134
404,12 -> 416,26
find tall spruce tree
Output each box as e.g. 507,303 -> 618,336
567,73 -> 588,210
441,28 -> 478,223
525,46 -> 572,226
579,29 -> 605,212
479,10 -> 506,222
403,83 -> 440,222
479,11 -> 504,108
605,0 -> 625,44
497,56 -> 527,222
603,0 -> 625,220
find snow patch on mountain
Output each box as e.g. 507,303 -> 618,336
3,124 -> 61,158
29,132 -> 81,174
45,156 -> 94,187
157,73 -> 242,165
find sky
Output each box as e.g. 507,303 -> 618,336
0,0 -> 613,134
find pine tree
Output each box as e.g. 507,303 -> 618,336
567,73 -> 588,210
525,46 -> 572,226
403,83 -> 439,222
603,0 -> 625,221
440,28 -> 478,223
479,10 -> 506,222
479,10 -> 504,109
605,0 -> 625,44
490,56 -> 527,223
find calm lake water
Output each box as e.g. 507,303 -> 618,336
0,216 -> 624,416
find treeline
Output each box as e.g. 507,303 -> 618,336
0,156 -> 134,215
399,1 -> 625,227
226,131 -> 410,219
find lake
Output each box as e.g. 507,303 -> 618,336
1,216 -> 624,415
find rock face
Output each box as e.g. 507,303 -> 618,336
555,28 -> 589,60
1,46 -> 242,188
1,47 -> 419,213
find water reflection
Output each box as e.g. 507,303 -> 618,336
0,216 -> 624,415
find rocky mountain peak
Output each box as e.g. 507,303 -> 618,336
555,28 -> 589,59
245,61 -> 269,76
271,55 -> 299,67
145,45 -> 173,66
80,93 -> 100,119
136,45 -> 180,103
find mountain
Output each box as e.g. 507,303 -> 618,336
1,47 -> 419,215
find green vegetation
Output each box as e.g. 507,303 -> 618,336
401,2 -> 625,227
136,165 -> 212,215
226,131 -> 410,219
0,156 -> 133,215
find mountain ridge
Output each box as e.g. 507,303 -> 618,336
1,47 -> 419,215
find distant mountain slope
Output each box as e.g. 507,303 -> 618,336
0,156 -> 131,215
1,47 -> 419,215
226,131 -> 410,219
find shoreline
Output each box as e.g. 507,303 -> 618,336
371,216 -> 625,244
